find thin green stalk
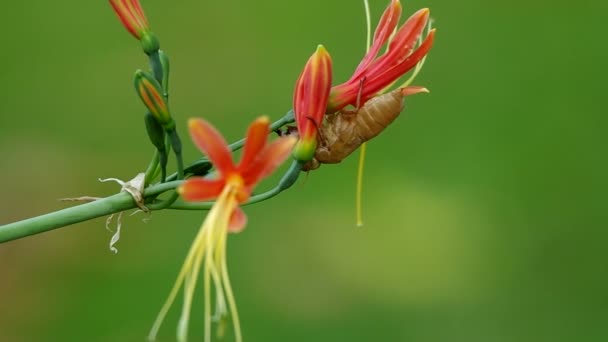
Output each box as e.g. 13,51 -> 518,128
148,51 -> 164,84
0,181 -> 182,243
144,149 -> 160,186
148,129 -> 184,210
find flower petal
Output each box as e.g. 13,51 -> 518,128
351,0 -> 402,80
401,86 -> 429,96
365,29 -> 436,97
237,116 -> 270,171
366,8 -> 430,78
188,118 -> 235,175
109,0 -> 149,39
293,45 -> 333,140
228,207 -> 248,233
178,177 -> 226,202
242,136 -> 297,186
388,8 -> 430,58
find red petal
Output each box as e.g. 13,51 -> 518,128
387,8 -> 430,61
401,86 -> 429,96
228,207 -> 248,233
242,136 -> 297,186
188,118 -> 235,175
365,29 -> 436,97
178,177 -> 226,202
128,0 -> 148,28
110,0 -> 139,38
293,45 -> 333,140
366,8 -> 430,82
237,116 -> 270,171
351,0 -> 402,80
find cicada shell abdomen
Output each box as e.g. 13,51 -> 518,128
314,88 -> 406,164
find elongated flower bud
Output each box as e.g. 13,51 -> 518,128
134,70 -> 173,129
292,45 -> 332,162
109,0 -> 160,54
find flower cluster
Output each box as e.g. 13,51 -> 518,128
107,1 -> 436,341
291,0 -> 435,164
328,0 -> 435,113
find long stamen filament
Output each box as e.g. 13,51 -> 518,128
364,0 -> 371,51
148,220 -> 209,340
220,228 -> 242,342
149,186 -> 237,342
177,230 -> 206,341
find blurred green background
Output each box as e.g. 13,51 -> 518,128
1,0 -> 607,341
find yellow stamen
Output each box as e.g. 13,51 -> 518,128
148,185 -> 239,342
219,225 -> 242,342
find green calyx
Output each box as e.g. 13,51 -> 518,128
292,138 -> 317,162
141,32 -> 160,55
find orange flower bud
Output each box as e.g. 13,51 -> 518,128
292,45 -> 333,162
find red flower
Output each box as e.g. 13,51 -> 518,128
179,116 -> 296,232
292,45 -> 333,162
327,0 -> 435,113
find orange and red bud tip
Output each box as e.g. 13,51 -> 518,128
134,70 -> 172,128
292,45 -> 333,162
327,2 -> 434,113
109,0 -> 159,54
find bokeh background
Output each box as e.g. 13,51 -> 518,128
1,0 -> 607,341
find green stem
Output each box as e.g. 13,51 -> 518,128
148,129 -> 184,210
0,181 -> 182,244
144,149 -> 160,186
148,51 -> 164,84
0,112 -> 297,244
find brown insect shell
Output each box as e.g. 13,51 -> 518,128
313,88 -> 406,165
